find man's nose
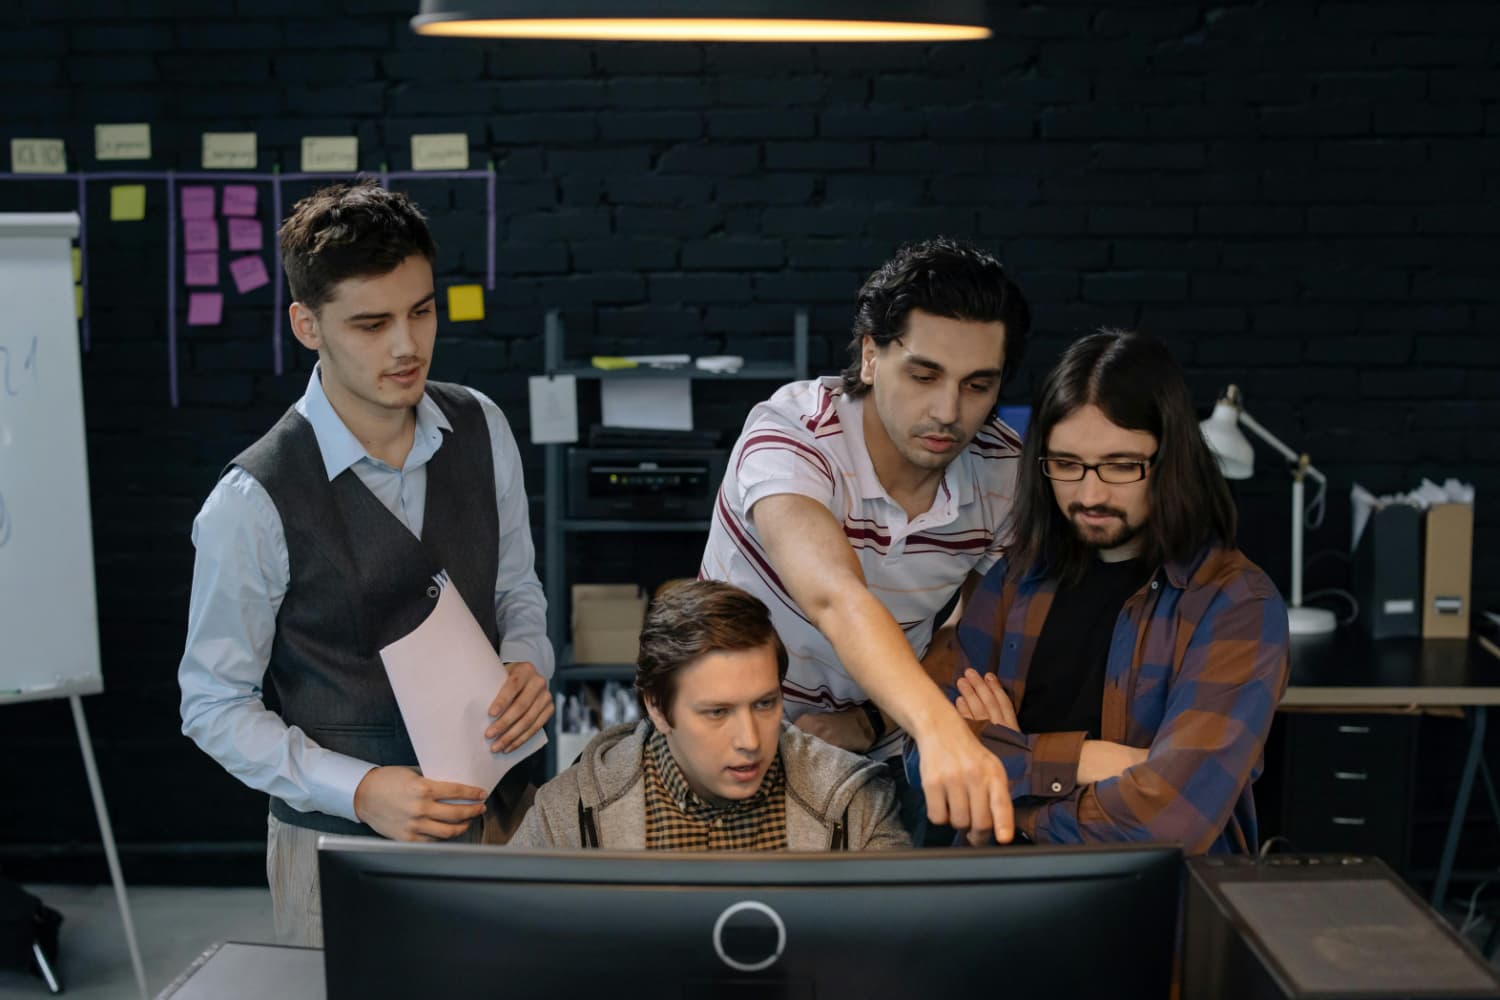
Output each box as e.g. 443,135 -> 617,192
1078,469 -> 1112,505
732,710 -> 761,754
929,382 -> 960,425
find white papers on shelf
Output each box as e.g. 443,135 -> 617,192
601,377 -> 693,431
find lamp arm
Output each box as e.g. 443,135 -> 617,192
1236,410 -> 1326,485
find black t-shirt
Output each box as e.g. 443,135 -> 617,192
1017,557 -> 1152,740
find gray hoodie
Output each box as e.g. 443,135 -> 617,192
511,720 -> 910,851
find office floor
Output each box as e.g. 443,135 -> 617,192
0,885 -> 273,1000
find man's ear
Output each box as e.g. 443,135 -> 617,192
859,334 -> 878,385
289,301 -> 321,351
643,694 -> 671,734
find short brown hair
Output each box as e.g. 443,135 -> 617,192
277,180 -> 437,312
635,581 -> 788,725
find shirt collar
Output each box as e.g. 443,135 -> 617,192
646,725 -> 783,819
1018,542 -> 1211,591
296,363 -> 451,481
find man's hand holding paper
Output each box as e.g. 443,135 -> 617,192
486,660 -> 554,753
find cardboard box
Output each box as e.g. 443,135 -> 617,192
1353,504 -> 1422,640
571,583 -> 646,664
1422,502 -> 1473,638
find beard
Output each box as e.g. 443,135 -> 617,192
1067,504 -> 1142,551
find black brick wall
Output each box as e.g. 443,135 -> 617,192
2,0 -> 1496,880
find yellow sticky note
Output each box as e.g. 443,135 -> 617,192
590,356 -> 638,370
110,184 -> 146,221
72,247 -> 81,281
447,284 -> 484,323
75,284 -> 84,319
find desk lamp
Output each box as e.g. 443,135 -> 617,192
1200,385 -> 1337,635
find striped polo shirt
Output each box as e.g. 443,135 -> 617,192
700,376 -> 1022,759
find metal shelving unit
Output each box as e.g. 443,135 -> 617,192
539,308 -> 810,772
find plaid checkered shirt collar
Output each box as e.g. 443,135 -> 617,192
645,725 -> 785,820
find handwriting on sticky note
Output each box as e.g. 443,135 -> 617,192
110,185 -> 146,221
202,132 -> 256,169
227,218 -> 261,252
300,136 -> 358,172
186,292 -> 222,326
446,285 -> 484,322
411,133 -> 470,171
183,218 -> 217,252
95,123 -> 151,161
229,255 -> 269,294
180,186 -> 215,220
184,252 -> 218,287
10,138 -> 66,174
222,185 -> 257,217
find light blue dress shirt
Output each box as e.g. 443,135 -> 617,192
178,367 -> 552,823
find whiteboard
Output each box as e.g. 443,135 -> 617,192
0,213 -> 103,705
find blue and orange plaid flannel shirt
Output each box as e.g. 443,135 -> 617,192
909,544 -> 1289,855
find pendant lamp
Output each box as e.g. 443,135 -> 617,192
411,1 -> 991,42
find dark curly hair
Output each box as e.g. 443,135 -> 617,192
278,179 -> 437,311
841,236 -> 1031,397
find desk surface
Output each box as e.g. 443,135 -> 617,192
157,941 -> 323,1000
1284,631 -> 1500,707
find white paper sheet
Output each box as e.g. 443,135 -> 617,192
527,373 -> 578,444
380,576 -> 546,797
601,377 -> 693,431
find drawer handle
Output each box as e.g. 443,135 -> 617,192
1333,770 -> 1368,781
1336,725 -> 1371,734
1331,816 -> 1367,826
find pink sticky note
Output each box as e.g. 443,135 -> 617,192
222,185 -> 258,217
229,255 -> 269,294
184,218 -> 218,252
181,186 -> 215,219
227,217 -> 262,252
184,252 -> 218,287
187,292 -> 223,326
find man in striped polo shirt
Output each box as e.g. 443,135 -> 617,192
701,237 -> 1030,844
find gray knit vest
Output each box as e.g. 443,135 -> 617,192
229,381 -> 500,836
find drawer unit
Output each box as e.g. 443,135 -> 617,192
1280,713 -> 1417,872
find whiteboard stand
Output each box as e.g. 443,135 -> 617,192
0,213 -> 148,999
71,694 -> 149,1000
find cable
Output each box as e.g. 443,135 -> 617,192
1459,878 -> 1494,937
1303,588 -> 1360,627
1258,835 -> 1295,861
1305,473 -> 1327,530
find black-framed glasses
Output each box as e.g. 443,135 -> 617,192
1039,454 -> 1156,484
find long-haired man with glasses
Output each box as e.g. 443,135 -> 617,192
912,330 -> 1290,854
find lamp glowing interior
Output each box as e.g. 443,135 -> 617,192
412,18 -> 992,41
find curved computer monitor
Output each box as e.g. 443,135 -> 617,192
319,839 -> 1181,1000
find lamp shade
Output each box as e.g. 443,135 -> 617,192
411,0 -> 992,41
1200,401 -> 1254,481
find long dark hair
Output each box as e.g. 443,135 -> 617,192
840,237 -> 1030,396
1005,330 -> 1237,583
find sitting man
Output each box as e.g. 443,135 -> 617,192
912,330 -> 1289,855
512,581 -> 909,850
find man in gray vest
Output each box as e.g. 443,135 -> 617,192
178,181 -> 553,946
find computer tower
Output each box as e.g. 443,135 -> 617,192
1182,854 -> 1500,1000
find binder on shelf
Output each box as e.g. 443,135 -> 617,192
1421,502 -> 1473,639
1353,504 -> 1422,640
